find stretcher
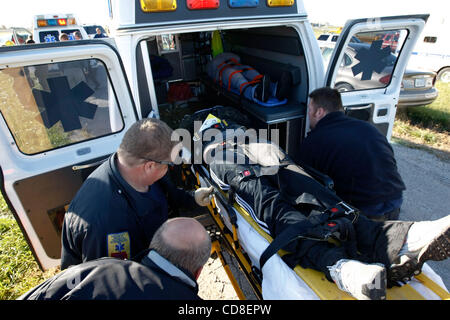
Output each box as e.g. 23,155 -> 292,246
228,87 -> 288,108
187,163 -> 450,300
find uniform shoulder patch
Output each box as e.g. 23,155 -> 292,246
107,231 -> 131,260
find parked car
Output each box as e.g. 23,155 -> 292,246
320,43 -> 438,107
397,69 -> 438,107
317,33 -> 339,46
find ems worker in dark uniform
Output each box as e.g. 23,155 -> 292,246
19,218 -> 211,300
299,87 -> 406,221
61,118 -> 213,269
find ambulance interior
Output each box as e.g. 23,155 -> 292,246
136,26 -> 309,162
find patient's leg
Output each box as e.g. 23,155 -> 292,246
283,240 -> 348,281
354,215 -> 413,268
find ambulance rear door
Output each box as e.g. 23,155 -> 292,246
0,40 -> 138,270
324,15 -> 428,139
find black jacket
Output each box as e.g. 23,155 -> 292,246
61,154 -> 197,270
299,112 -> 405,208
19,250 -> 201,300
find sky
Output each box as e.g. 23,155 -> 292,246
0,0 -> 111,28
303,0 -> 448,26
0,0 -> 448,29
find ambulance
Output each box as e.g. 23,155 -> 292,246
32,13 -> 89,43
0,0 -> 428,274
408,24 -> 450,82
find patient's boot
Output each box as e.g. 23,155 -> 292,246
328,259 -> 387,300
390,215 -> 450,284
274,71 -> 292,100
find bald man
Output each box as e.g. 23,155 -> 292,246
19,218 -> 211,300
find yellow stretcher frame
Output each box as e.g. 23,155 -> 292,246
193,169 -> 450,300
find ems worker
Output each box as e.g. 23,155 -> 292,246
299,87 -> 406,221
61,118 -> 213,269
20,218 -> 211,300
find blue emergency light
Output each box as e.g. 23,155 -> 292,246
228,0 -> 258,8
47,19 -> 58,26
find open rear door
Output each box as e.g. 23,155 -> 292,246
0,41 -> 139,270
324,15 -> 428,139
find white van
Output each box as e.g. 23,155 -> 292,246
32,13 -> 89,43
407,24 -> 450,82
0,0 -> 426,271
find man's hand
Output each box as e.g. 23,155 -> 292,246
194,187 -> 214,207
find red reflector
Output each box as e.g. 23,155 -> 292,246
331,207 -> 339,213
243,170 -> 251,177
328,222 -> 337,227
187,0 -> 220,9
379,74 -> 391,85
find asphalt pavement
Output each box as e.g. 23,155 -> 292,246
392,142 -> 450,290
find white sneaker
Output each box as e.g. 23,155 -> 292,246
390,215 -> 450,284
328,259 -> 387,300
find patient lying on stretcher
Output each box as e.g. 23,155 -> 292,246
207,52 -> 292,105
185,110 -> 450,300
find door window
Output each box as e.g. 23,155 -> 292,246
0,58 -> 124,155
64,29 -> 82,40
332,29 -> 408,92
15,29 -> 31,44
39,31 -> 60,43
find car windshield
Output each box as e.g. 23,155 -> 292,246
83,25 -> 105,35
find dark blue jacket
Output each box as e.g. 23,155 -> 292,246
19,250 -> 200,300
299,112 -> 405,208
61,154 -> 197,270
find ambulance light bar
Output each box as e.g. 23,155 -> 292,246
36,17 -> 77,27
228,0 -> 258,8
187,0 -> 220,9
267,0 -> 294,7
140,0 -> 177,12
140,0 -> 293,12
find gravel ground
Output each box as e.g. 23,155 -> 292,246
392,142 -> 450,290
197,142 -> 450,300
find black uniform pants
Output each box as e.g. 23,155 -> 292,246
293,216 -> 412,280
210,161 -> 413,280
